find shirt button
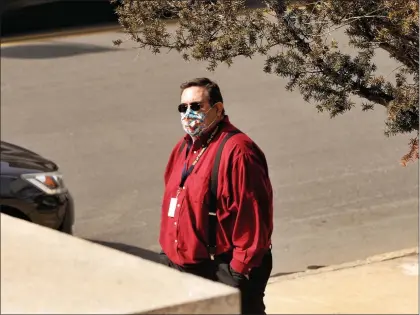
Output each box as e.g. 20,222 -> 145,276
174,222 -> 177,226
175,240 -> 178,243
177,204 -> 180,207
194,151 -> 197,154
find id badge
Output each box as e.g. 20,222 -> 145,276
168,197 -> 177,217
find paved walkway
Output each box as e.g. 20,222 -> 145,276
265,249 -> 418,314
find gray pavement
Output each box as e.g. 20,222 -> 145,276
1,27 -> 418,275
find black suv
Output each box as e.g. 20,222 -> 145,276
0,141 -> 74,234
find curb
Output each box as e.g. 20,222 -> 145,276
268,247 -> 419,284
0,24 -> 122,47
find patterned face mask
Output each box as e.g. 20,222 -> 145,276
180,107 -> 213,137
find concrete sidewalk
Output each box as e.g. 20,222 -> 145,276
265,248 -> 419,314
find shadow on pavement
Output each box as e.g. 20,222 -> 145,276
270,265 -> 327,278
88,239 -> 162,264
307,265 -> 326,270
87,239 -> 324,278
1,42 -> 118,59
270,271 -> 299,277
2,0 -> 265,38
1,1 -> 119,37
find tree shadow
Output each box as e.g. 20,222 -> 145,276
88,239 -> 162,264
1,42 -> 119,59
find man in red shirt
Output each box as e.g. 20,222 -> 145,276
159,77 -> 273,314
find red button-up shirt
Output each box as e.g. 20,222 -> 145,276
159,116 -> 273,274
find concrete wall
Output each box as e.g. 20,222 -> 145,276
0,214 -> 239,314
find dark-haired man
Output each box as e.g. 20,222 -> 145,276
159,77 -> 274,314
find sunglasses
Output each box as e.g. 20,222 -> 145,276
178,102 -> 203,113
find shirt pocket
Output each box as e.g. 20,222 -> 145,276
183,172 -> 210,207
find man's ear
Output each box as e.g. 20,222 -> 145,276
214,102 -> 224,117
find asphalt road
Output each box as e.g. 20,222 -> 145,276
1,25 -> 418,275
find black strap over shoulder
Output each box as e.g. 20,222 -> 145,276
208,130 -> 241,256
178,141 -> 186,156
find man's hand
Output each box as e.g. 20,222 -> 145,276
229,265 -> 249,280
215,262 -> 249,289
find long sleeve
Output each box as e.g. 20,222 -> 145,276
227,151 -> 273,274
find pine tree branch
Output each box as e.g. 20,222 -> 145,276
278,13 -> 394,107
